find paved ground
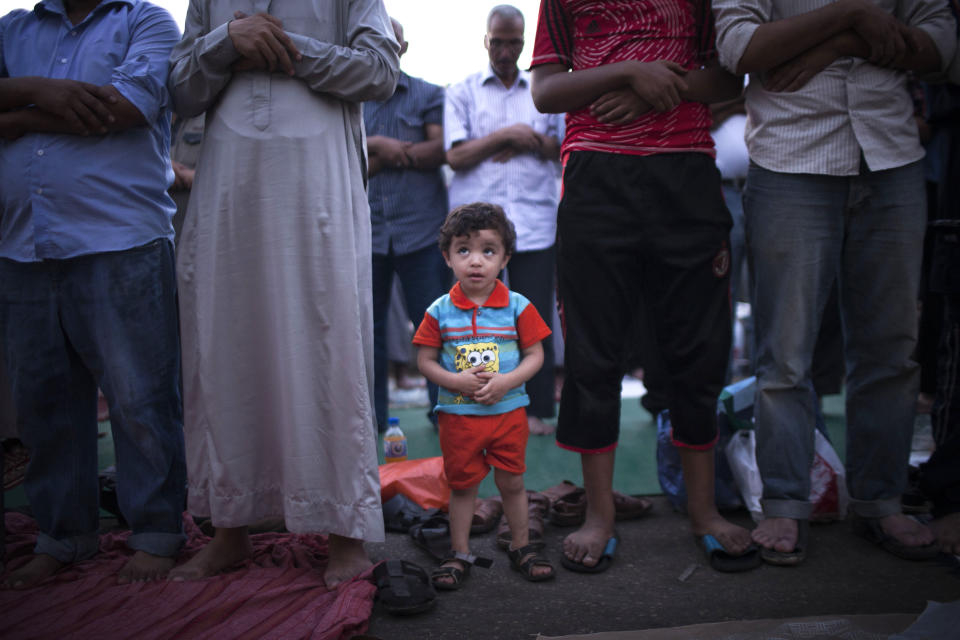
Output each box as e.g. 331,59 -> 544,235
364,496 -> 960,640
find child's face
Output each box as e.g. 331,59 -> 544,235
443,229 -> 510,301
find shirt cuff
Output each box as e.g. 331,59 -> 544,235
717,21 -> 759,74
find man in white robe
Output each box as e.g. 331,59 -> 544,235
167,0 -> 399,586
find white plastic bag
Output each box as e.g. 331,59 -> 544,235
725,429 -> 764,522
725,428 -> 849,523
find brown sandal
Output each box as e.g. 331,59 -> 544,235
470,497 -> 504,535
507,543 -> 555,582
496,491 -> 548,549
549,488 -> 587,526
430,551 -> 492,591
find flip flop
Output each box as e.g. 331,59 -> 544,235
372,559 -> 436,616
760,519 -> 808,566
560,534 -> 618,574
697,534 -> 761,573
851,514 -> 940,561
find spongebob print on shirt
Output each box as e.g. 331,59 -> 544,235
452,341 -> 500,404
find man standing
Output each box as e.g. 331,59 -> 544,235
365,18 -> 448,433
0,0 -> 185,588
713,0 -> 956,563
445,4 -> 563,436
167,2 -> 399,586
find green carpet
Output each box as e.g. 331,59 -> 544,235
4,394 -> 848,508
380,392 -> 849,499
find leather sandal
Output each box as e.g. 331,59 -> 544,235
549,488 -> 587,526
470,497 -> 504,535
507,543 -> 555,582
496,491 -> 548,549
539,480 -> 580,508
430,551 -> 492,591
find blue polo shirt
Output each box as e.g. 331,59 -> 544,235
0,0 -> 179,262
363,71 -> 448,256
413,280 -> 552,416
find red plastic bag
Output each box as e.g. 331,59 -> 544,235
809,429 -> 849,522
378,456 -> 450,510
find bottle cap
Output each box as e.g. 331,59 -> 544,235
388,417 -> 399,426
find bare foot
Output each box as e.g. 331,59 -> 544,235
1,554 -> 62,589
562,520 -> 614,568
117,551 -> 175,584
879,513 -> 935,548
168,527 -> 251,581
929,512 -> 960,555
527,416 -> 555,436
751,517 -> 797,553
324,534 -> 372,588
690,512 -> 753,555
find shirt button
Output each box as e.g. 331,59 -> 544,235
35,188 -> 43,195
36,149 -> 44,156
71,31 -> 77,36
60,57 -> 68,63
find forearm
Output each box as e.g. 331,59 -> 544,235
680,64 -> 742,104
0,85 -> 145,139
531,62 -> 637,114
446,133 -> 507,171
406,137 -> 446,170
735,0 -> 867,74
536,134 -> 561,161
367,154 -> 384,176
0,77 -> 43,111
0,110 -> 68,139
417,350 -> 466,391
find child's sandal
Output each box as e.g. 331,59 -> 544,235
507,543 -> 555,582
431,551 -> 492,591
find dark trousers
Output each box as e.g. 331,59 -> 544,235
505,246 -> 556,419
372,245 -> 447,431
556,151 -> 732,451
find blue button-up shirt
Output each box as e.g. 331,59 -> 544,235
364,71 -> 448,256
0,0 -> 179,262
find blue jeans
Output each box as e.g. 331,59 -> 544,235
0,239 -> 186,562
745,161 -> 925,519
372,245 -> 447,431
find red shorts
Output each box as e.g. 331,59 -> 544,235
437,407 -> 529,490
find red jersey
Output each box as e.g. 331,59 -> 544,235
531,0 -> 717,159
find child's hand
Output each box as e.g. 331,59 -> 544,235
473,371 -> 511,405
626,60 -> 688,112
455,365 -> 488,399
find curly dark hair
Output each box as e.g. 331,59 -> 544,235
438,202 -> 517,256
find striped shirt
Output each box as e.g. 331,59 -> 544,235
413,280 -> 552,416
444,68 -> 563,252
713,0 -> 957,175
364,72 -> 448,255
531,0 -> 717,159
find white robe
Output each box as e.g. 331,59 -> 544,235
169,0 -> 399,541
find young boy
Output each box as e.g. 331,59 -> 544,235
528,1 -> 759,572
413,202 -> 555,588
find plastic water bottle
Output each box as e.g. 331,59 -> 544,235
383,417 -> 407,463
